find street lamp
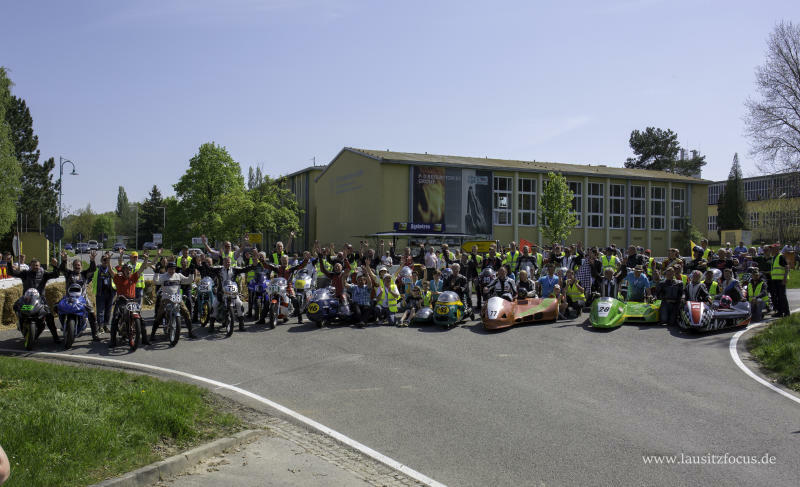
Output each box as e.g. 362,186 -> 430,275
156,206 -> 166,248
58,156 -> 78,254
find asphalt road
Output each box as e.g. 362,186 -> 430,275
2,289 -> 799,486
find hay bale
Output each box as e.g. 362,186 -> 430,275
2,284 -> 22,326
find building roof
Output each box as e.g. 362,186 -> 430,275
283,165 -> 326,179
335,148 -> 710,184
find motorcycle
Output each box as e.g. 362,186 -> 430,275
211,280 -> 244,336
111,296 -> 143,351
247,271 -> 269,322
155,282 -> 183,347
56,283 -> 90,349
267,277 -> 294,328
196,277 -> 215,328
433,290 -> 474,329
293,269 -> 314,318
479,267 -> 496,302
16,288 -> 47,351
680,297 -> 751,332
306,287 -> 352,327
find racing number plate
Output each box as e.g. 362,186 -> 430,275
597,304 -> 611,317
307,302 -> 320,314
436,305 -> 449,315
21,305 -> 34,312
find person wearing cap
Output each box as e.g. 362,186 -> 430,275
747,269 -> 770,322
152,261 -> 196,339
768,244 -> 790,317
624,265 -> 650,302
655,267 -> 683,326
109,252 -> 151,346
125,251 -> 147,305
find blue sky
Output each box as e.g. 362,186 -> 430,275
2,0 -> 798,214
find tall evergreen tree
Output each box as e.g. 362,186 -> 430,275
139,185 -> 165,243
717,153 -> 748,230
0,67 -> 22,235
4,96 -> 60,230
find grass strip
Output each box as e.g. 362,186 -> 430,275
748,313 -> 800,392
0,356 -> 242,487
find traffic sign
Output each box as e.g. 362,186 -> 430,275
153,233 -> 163,244
247,233 -> 262,244
45,223 -> 64,243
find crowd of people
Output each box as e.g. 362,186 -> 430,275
1,232 -> 793,344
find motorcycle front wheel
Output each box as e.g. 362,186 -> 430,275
64,317 -> 76,349
225,309 -> 234,337
23,319 -> 36,351
129,317 -> 141,351
168,315 -> 180,347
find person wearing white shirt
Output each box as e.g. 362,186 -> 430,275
152,262 -> 195,339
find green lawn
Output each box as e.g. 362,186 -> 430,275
787,270 -> 800,289
748,313 -> 800,392
0,356 -> 243,487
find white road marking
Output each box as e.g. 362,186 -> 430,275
728,307 -> 800,406
0,349 -> 447,487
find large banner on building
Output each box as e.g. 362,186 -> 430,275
411,166 -> 492,236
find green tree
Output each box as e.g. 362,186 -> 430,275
139,185 -> 164,243
717,153 -> 748,230
0,67 -> 22,234
538,172 -> 578,245
744,21 -> 800,172
625,127 -> 706,176
162,196 -> 192,249
115,186 -> 130,218
174,142 -> 246,240
233,175 -> 302,243
4,95 -> 59,228
91,213 -> 116,244
69,204 -> 96,242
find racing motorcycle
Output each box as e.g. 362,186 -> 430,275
679,295 -> 751,332
154,282 -> 183,347
196,277 -> 215,328
247,271 -> 269,322
293,268 -> 314,318
16,288 -> 47,351
267,277 -> 294,328
479,267 -> 496,302
56,283 -> 90,349
211,280 -> 244,336
111,296 -> 143,351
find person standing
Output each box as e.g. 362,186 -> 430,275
770,244 -> 790,317
93,253 -> 116,333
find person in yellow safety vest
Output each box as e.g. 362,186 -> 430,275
376,273 -> 400,325
699,238 -> 713,261
272,231 -> 295,265
127,251 -> 146,304
562,269 -> 585,319
437,244 -> 456,269
421,280 -> 433,307
746,269 -> 770,322
769,244 -> 790,317
673,265 -> 688,285
530,244 -> 544,276
601,247 -> 618,274
201,235 -> 237,264
702,270 -> 719,297
176,245 -> 193,268
644,249 -> 657,280
502,242 -> 520,270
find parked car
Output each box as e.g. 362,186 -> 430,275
87,240 -> 99,251
64,243 -> 73,251
143,242 -> 158,250
112,243 -> 126,253
76,243 -> 89,254
188,248 -> 205,258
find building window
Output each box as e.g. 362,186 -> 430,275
708,183 -> 723,205
518,177 -> 536,226
568,181 -> 582,227
671,187 -> 685,231
630,185 -> 645,229
708,215 -> 717,231
651,186 -> 665,230
610,184 -> 625,229
587,182 -> 604,228
493,176 -> 512,226
750,212 -> 760,229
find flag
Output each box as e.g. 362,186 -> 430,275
520,238 -> 535,251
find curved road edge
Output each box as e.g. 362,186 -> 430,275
0,348 -> 447,487
728,307 -> 800,407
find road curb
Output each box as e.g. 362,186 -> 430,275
90,429 -> 265,487
732,320 -> 800,404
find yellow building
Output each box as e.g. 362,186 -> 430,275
281,165 -> 325,252
706,172 -> 800,244
285,147 -> 709,256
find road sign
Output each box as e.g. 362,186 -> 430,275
192,237 -> 204,247
247,233 -> 262,244
12,235 -> 20,256
45,223 -> 64,243
153,233 -> 163,244
76,232 -> 84,242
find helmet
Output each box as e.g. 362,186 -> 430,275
121,263 -> 132,271
440,267 -> 453,280
67,283 -> 83,297
693,245 -> 703,255
377,265 -> 388,273
23,288 -> 40,303
398,266 -> 412,279
719,295 -> 733,309
711,268 -> 722,281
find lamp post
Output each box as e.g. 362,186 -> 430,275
58,156 -> 78,254
156,206 -> 166,248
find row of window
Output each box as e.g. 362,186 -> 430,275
707,174 -> 800,205
492,177 -> 685,230
708,211 -> 800,232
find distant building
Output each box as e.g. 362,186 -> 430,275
706,172 -> 800,244
282,147 -> 709,256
